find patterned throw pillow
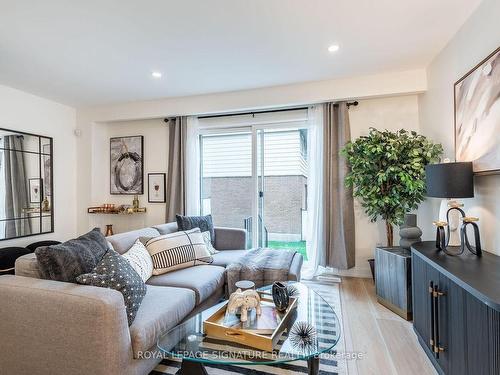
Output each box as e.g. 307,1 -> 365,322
76,249 -> 147,326
176,214 -> 215,245
122,239 -> 154,282
202,231 -> 219,255
145,228 -> 213,275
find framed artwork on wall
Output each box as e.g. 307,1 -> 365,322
455,46 -> 500,175
110,135 -> 144,194
29,178 -> 42,203
148,173 -> 166,203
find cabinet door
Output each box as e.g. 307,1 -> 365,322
464,292 -> 500,374
412,254 -> 435,351
445,278 -> 467,375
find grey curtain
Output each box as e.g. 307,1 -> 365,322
323,102 -> 355,269
165,117 -> 188,222
3,136 -> 31,237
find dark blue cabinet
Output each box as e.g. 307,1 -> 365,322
411,242 -> 500,375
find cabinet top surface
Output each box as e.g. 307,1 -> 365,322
411,241 -> 500,311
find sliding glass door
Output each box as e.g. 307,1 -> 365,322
256,127 -> 308,259
200,130 -> 254,248
199,113 -> 309,258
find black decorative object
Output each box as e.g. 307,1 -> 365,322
433,221 -> 447,251
425,162 -> 474,198
272,281 -> 289,312
286,284 -> 299,297
460,217 -> 482,256
289,321 -> 317,351
399,213 -> 422,249
0,247 -> 32,275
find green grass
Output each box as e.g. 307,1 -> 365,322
268,240 -> 308,260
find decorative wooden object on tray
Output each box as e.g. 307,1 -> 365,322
227,289 -> 262,322
203,290 -> 298,352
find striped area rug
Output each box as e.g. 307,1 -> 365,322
150,281 -> 347,375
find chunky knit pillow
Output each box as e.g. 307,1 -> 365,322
76,249 -> 147,325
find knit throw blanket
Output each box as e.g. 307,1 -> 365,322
226,248 -> 296,296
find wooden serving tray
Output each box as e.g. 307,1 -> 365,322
203,291 -> 298,352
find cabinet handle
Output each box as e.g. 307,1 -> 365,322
433,285 -> 446,358
429,282 -> 435,350
433,284 -> 440,358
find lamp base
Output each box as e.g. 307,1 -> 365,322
439,199 -> 462,247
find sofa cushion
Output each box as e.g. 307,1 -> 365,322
145,228 -> 213,275
35,228 -> 108,282
176,214 -> 215,244
106,227 -> 160,254
15,253 -> 41,278
152,222 -> 178,235
130,285 -> 196,358
210,250 -> 248,267
146,265 -> 225,305
76,249 -> 147,325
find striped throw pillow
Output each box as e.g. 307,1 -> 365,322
145,228 -> 213,275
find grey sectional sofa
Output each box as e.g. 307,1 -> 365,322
0,222 -> 303,375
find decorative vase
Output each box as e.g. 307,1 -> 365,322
399,214 -> 422,249
272,281 -> 289,312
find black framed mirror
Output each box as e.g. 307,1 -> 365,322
0,128 -> 54,241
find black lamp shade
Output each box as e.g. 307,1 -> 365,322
425,162 -> 474,198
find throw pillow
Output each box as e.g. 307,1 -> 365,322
76,249 -> 147,326
145,228 -> 213,275
202,230 -> 219,255
122,239 -> 154,282
35,228 -> 108,282
176,214 -> 215,245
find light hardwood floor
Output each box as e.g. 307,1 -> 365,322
339,277 -> 437,375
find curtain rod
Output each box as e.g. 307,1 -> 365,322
197,106 -> 309,120
164,101 -> 359,122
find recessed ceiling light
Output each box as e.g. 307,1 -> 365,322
328,44 -> 340,53
151,71 -> 162,78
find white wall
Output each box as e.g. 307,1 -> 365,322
336,95 -> 422,277
76,69 -> 427,234
418,0 -> 500,256
0,84 -> 77,247
85,119 -> 168,233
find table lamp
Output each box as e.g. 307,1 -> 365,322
425,161 -> 474,246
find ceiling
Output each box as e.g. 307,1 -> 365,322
0,0 -> 482,107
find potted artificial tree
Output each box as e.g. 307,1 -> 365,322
342,128 -> 442,252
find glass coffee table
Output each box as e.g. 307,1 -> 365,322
157,282 -> 340,375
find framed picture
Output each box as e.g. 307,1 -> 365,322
42,143 -> 52,196
455,46 -> 500,175
110,135 -> 144,194
29,178 -> 42,203
148,173 -> 166,203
